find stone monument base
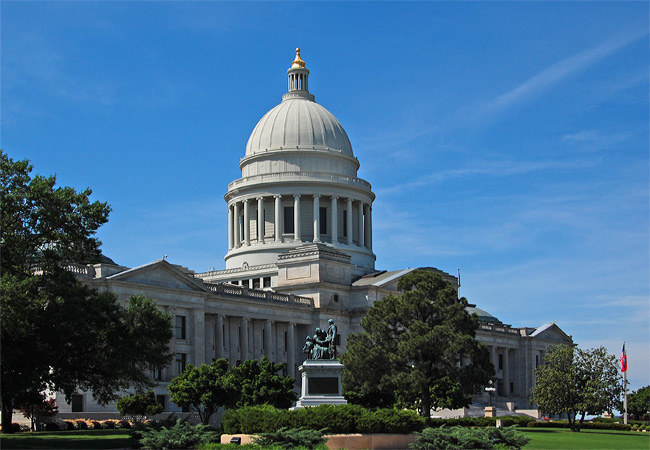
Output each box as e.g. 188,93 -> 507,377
484,406 -> 496,417
294,360 -> 347,408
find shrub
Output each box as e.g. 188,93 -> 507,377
75,419 -> 89,430
102,419 -> 118,429
253,427 -> 325,449
138,418 -> 220,450
91,420 -> 103,430
357,408 -> 425,434
485,426 -> 530,449
43,419 -> 67,431
411,426 -> 492,450
117,419 -> 132,429
526,420 -> 631,431
64,419 -> 77,430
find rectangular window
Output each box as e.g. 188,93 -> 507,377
510,382 -> 514,394
284,331 -> 288,352
152,368 -> 163,381
175,316 -> 186,340
535,355 -> 539,368
176,353 -> 187,375
253,278 -> 260,289
156,395 -> 166,411
263,276 -> 271,288
71,394 -> 83,412
334,334 -> 341,346
342,210 -> 347,237
284,206 -> 294,233
498,354 -> 503,370
319,207 -> 327,234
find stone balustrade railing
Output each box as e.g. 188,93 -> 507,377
228,171 -> 372,191
479,323 -> 521,335
205,283 -> 314,307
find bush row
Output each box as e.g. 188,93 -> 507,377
42,418 -> 132,431
526,420 -> 632,431
428,415 -> 536,428
221,404 -> 426,435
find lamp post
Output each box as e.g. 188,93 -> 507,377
485,380 -> 496,407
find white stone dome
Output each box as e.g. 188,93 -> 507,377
245,98 -> 354,157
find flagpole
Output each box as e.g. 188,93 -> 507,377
623,341 -> 628,425
623,370 -> 627,425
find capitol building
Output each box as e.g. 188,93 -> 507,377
58,50 -> 573,419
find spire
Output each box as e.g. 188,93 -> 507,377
285,47 -> 315,101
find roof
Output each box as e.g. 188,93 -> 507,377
466,305 -> 502,324
352,268 -> 416,287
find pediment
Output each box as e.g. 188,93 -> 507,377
106,260 -> 208,293
531,323 -> 573,344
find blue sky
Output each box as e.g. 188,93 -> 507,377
3,2 -> 648,391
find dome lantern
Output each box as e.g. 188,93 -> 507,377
285,48 -> 315,101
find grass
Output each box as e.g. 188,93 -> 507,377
519,427 -> 650,450
2,427 -> 649,450
0,429 -> 134,449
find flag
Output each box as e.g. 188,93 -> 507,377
620,343 -> 627,373
457,269 -> 461,287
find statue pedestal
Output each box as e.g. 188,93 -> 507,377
294,360 -> 347,408
484,406 -> 496,417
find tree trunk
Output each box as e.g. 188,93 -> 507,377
1,396 -> 14,434
576,412 -> 586,432
421,385 -> 431,426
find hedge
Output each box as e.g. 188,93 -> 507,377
221,404 -> 426,434
429,415 -> 536,428
526,420 -> 632,431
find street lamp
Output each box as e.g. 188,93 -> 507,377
485,380 -> 496,407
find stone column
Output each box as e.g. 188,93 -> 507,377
347,198 -> 353,245
367,204 -> 373,250
293,195 -> 301,243
331,196 -> 338,244
363,204 -> 371,249
287,323 -> 296,378
240,318 -> 249,361
490,345 -> 497,369
257,197 -> 265,244
274,195 -> 282,242
313,194 -> 321,243
215,315 -> 224,359
264,320 -> 273,357
227,205 -> 233,250
504,348 -> 510,397
243,200 -> 250,246
358,202 -> 364,247
234,202 -> 241,248
193,310 -> 205,366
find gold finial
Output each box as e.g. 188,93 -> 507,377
291,48 -> 306,69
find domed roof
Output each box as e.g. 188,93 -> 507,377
244,48 -> 354,158
245,98 -> 353,157
466,305 -> 502,324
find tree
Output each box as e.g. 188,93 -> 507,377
18,395 -> 58,432
117,391 -> 163,423
628,385 -> 650,421
167,359 -> 237,425
529,344 -> 623,431
341,270 -> 493,419
230,357 -> 297,409
1,151 -> 173,432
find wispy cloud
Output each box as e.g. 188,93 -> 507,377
456,27 -> 648,125
377,157 -> 600,195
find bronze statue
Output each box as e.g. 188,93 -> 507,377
302,319 -> 338,360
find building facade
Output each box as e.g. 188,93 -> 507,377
57,50 -> 573,419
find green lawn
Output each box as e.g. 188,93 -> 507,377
0,429 -> 134,449
519,427 -> 650,450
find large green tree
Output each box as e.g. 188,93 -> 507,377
628,385 -> 650,420
1,151 -> 173,432
167,359 -> 237,425
341,270 -> 493,419
529,344 -> 623,431
230,357 -> 297,409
